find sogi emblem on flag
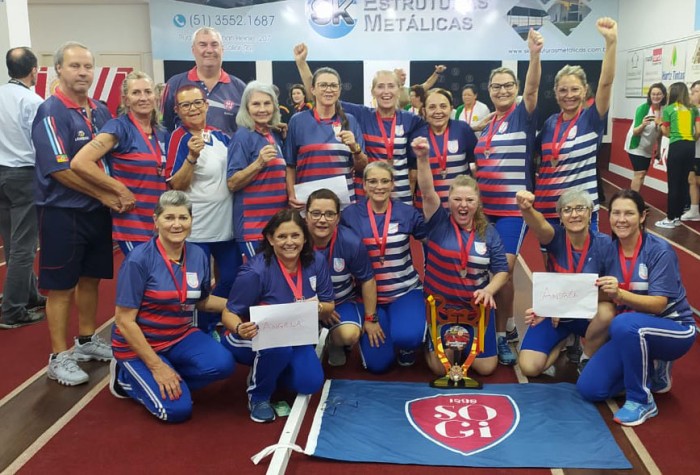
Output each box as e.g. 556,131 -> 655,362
406,393 -> 519,456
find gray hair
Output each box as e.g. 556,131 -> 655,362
556,189 -> 594,215
363,160 -> 395,180
236,81 -> 281,130
53,41 -> 92,71
192,27 -> 223,46
554,65 -> 587,90
154,190 -> 192,217
488,67 -> 518,87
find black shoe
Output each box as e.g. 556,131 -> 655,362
0,308 -> 46,329
27,296 -> 48,311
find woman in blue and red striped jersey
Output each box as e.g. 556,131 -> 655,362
110,191 -> 234,423
72,71 -> 168,254
412,88 -> 477,210
413,136 -> 508,376
472,29 -> 544,366
285,67 -> 367,209
293,43 -> 424,205
340,161 -> 427,372
227,81 -> 289,259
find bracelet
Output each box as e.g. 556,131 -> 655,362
351,145 -> 362,154
186,156 -> 197,165
235,322 -> 243,335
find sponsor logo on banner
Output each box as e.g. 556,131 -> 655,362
186,272 -> 199,288
406,393 -> 519,456
306,0 -> 358,39
333,258 -> 345,272
474,242 -> 487,256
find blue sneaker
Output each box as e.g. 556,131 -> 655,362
249,400 -> 276,423
613,400 -> 658,426
497,336 -> 516,366
397,349 -> 416,367
650,360 -> 673,394
505,327 -> 519,343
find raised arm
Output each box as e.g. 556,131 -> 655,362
523,28 -> 544,114
412,136 -> 440,221
594,17 -> 618,118
420,65 -> 447,91
293,43 -> 314,102
169,135 -> 204,191
516,190 -> 555,245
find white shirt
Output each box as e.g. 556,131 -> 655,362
453,100 -> 491,127
0,81 -> 43,167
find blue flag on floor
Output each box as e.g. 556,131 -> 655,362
305,379 -> 631,469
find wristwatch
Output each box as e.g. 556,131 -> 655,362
364,313 -> 379,323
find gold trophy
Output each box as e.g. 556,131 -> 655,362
428,295 -> 487,389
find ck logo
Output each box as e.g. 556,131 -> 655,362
306,0 -> 358,39
406,394 -> 519,456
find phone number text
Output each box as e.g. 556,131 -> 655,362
189,14 -> 275,27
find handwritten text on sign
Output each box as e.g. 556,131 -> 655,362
532,273 -> 598,320
250,301 -> 318,351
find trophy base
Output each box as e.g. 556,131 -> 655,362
430,376 -> 482,389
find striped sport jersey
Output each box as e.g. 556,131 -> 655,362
341,198 -> 426,304
341,102 -> 424,204
412,119 -> 477,209
474,101 -> 536,217
112,238 -> 211,361
313,226 -> 375,305
166,125 -> 234,243
227,127 -> 288,242
32,90 -> 113,210
285,109 -> 364,203
534,106 -> 605,218
423,207 -> 508,319
102,114 -> 168,242
544,225 -> 610,274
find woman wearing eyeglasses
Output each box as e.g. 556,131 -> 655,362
71,71 -> 168,255
285,65 -> 367,209
534,18 -> 617,230
340,161 -> 427,372
516,189 -> 611,377
293,43 -> 424,205
227,81 -> 289,259
472,28 -> 543,366
305,189 -> 378,367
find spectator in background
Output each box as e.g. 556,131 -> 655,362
624,82 -> 667,193
681,80 -> 700,221
289,83 -> 311,115
32,41 -> 119,386
394,65 -> 446,109
271,84 -> 292,124
453,83 -> 491,132
0,47 -> 46,329
161,27 -> 246,135
405,84 -> 426,118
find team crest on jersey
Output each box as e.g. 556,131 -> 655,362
568,126 -> 578,139
333,258 -> 345,272
448,140 -> 459,153
498,122 -> 508,133
224,100 -> 235,111
638,263 -> 648,280
309,275 -> 317,291
186,272 -> 199,288
406,393 -> 519,456
395,124 -> 404,136
474,242 -> 487,256
388,222 -> 399,235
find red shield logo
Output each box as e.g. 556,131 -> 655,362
224,100 -> 235,111
406,393 -> 519,456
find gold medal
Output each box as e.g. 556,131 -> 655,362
459,268 -> 467,278
484,149 -> 490,158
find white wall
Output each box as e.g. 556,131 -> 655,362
612,0 -> 697,119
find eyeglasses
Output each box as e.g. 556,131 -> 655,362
561,205 -> 590,216
316,82 -> 340,91
308,210 -> 338,220
365,178 -> 392,186
488,82 -> 516,92
177,99 -> 206,111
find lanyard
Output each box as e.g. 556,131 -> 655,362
9,79 -> 29,89
314,228 -> 338,268
450,216 -> 476,276
367,199 -> 392,264
483,103 -> 516,156
155,238 -> 187,309
550,108 -> 582,161
429,126 -> 450,174
565,232 -> 591,274
128,112 -> 162,174
376,110 -> 396,161
276,256 -> 304,301
255,126 -> 276,145
463,106 -> 473,124
618,233 -> 643,291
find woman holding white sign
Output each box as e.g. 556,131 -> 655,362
516,189 -> 611,377
221,209 -> 334,423
577,189 -> 696,426
413,136 -> 508,376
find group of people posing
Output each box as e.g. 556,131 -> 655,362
30,19 -> 695,428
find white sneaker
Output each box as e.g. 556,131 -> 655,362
680,210 -> 700,221
48,351 -> 89,386
73,334 -> 113,362
655,218 -> 680,229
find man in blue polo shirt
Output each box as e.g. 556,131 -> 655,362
32,41 -> 130,386
161,27 -> 246,135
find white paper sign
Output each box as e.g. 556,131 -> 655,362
294,176 -> 351,209
250,301 -> 318,351
532,272 -> 598,320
